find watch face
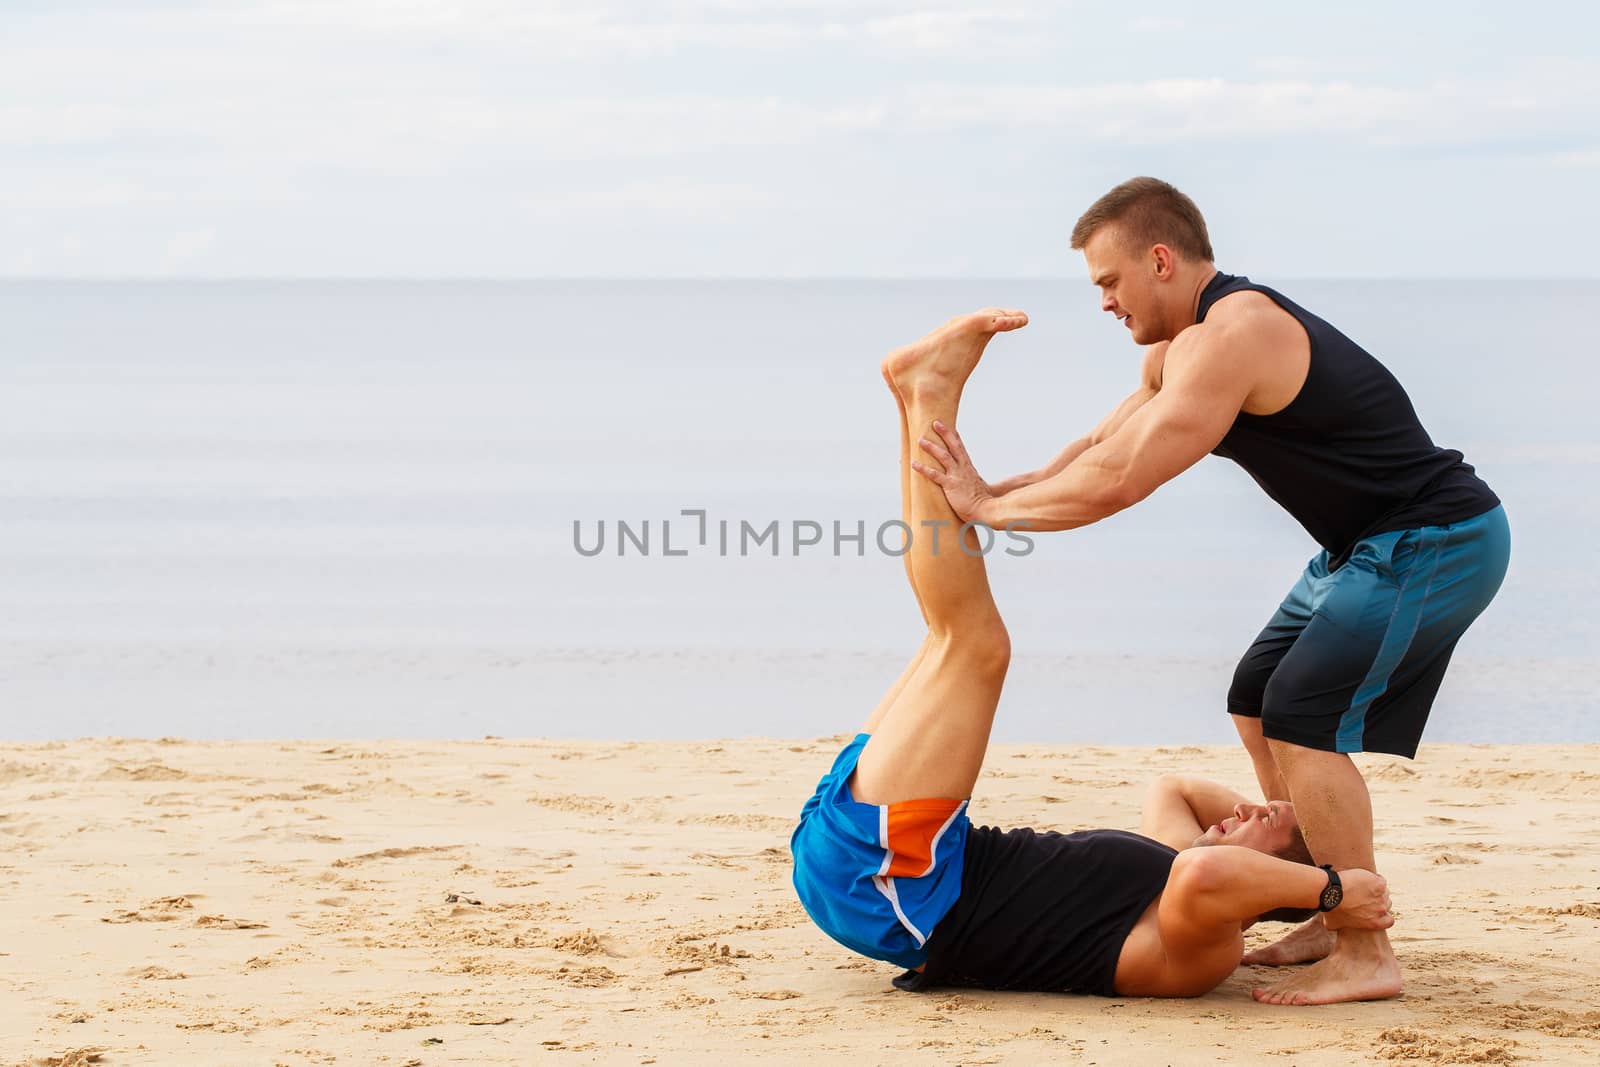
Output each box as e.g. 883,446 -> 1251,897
1321,884 -> 1343,911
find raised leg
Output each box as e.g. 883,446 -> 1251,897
883,357 -> 930,629
1251,743 -> 1403,1005
860,636 -> 932,736
858,349 -> 947,736
850,309 -> 1027,805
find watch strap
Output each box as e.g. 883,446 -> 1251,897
1317,864 -> 1344,912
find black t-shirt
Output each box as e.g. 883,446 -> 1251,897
894,825 -> 1176,997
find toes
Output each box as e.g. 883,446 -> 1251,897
980,308 -> 1028,332
1253,982 -> 1298,1005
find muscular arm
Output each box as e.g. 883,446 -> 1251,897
1116,844 -> 1392,996
1138,775 -> 1252,851
1164,847 -> 1390,934
988,343 -> 1166,497
975,324 -> 1252,532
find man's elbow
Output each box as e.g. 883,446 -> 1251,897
1146,774 -> 1186,802
1096,473 -> 1149,516
1145,773 -> 1202,812
1167,848 -> 1234,900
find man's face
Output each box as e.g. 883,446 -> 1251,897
1192,800 -> 1300,855
1082,225 -> 1169,345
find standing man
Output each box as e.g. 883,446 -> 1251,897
910,177 -> 1509,1006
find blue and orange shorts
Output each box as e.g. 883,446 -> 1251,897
789,734 -> 969,970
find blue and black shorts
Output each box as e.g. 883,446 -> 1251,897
1228,505 -> 1510,758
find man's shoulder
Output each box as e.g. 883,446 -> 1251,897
1204,287 -> 1301,336
1172,292 -> 1306,376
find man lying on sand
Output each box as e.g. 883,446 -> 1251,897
791,310 -> 1392,998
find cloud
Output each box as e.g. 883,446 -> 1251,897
853,7 -> 1035,54
8,13 -> 1592,175
1130,15 -> 1184,32
2,3 -> 1597,276
4,3 -> 1593,175
8,71 -> 1590,181
521,177 -> 772,224
892,67 -> 1600,146
229,0 -> 1045,57
492,67 -> 1600,160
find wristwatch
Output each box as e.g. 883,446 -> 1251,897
1317,864 -> 1344,912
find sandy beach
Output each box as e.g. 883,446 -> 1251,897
4,738 -> 1599,1066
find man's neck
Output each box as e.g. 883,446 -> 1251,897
1187,265 -> 1220,325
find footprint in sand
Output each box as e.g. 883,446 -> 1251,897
101,895 -> 200,924
663,991 -> 716,1010
527,793 -> 617,817
329,844 -> 463,868
196,914 -> 269,930
0,760 -> 51,785
1494,1001 -> 1600,1038
95,763 -> 189,782
0,814 -> 50,840
547,964 -> 619,987
1431,852 -> 1482,865
27,1048 -> 107,1067
1363,762 -> 1418,783
1373,1026 -> 1516,1065
680,813 -> 794,832
175,1018 -> 252,1033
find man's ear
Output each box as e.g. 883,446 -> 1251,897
1151,244 -> 1175,279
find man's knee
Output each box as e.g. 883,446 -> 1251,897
947,616 -> 1010,677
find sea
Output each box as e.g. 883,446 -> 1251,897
1,279 -> 1594,743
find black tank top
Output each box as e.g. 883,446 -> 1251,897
892,826 -> 1175,996
1199,272 -> 1499,568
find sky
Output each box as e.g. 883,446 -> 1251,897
3,1 -> 1598,278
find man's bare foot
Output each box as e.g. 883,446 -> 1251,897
1243,916 -> 1336,966
1251,931 -> 1402,1006
882,308 -> 1027,397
